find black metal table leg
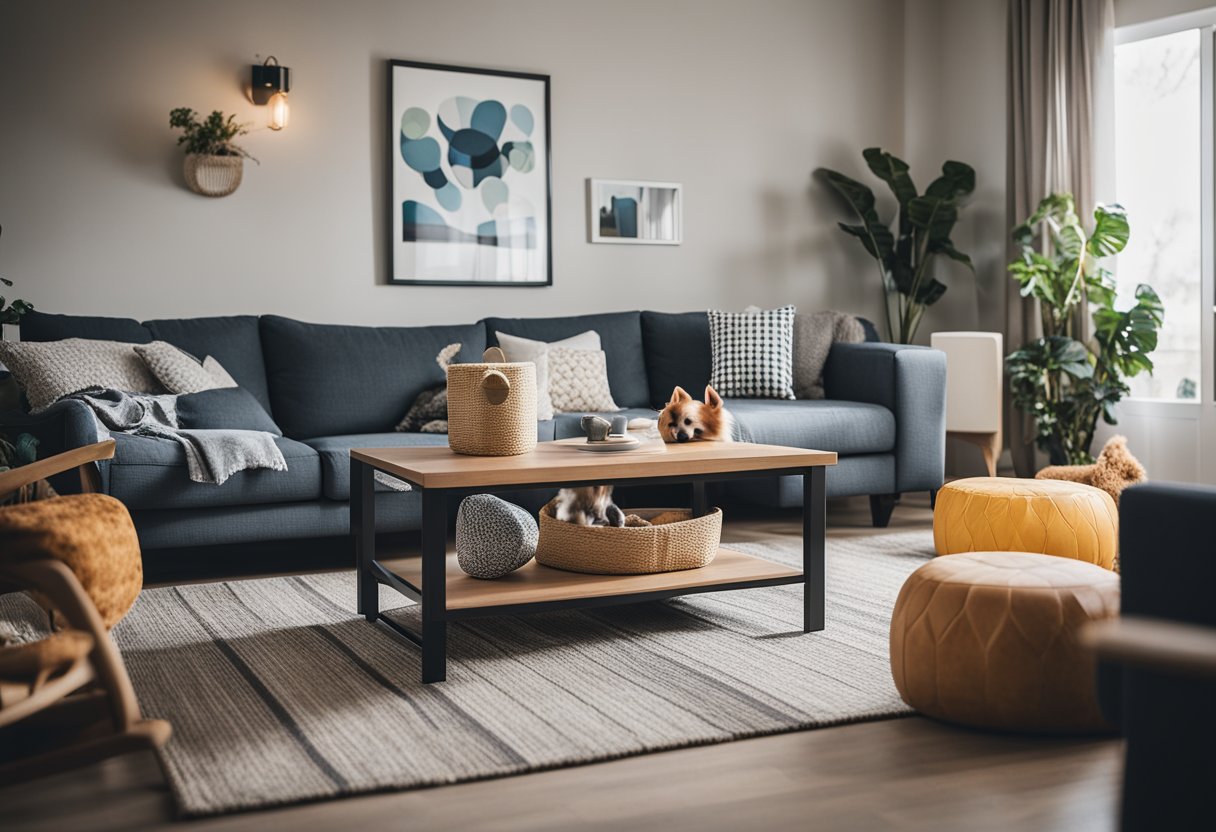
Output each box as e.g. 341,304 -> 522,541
353,458 -> 378,622
803,467 -> 826,633
420,489 -> 448,683
691,480 -> 708,517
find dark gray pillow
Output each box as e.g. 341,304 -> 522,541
176,387 -> 281,435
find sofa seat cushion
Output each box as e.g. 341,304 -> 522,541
104,433 -> 320,510
484,311 -> 651,408
261,315 -> 487,439
306,433 -> 451,500
728,399 -> 895,454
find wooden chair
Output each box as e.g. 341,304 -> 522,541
0,439 -> 171,784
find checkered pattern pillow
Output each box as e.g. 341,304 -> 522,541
707,305 -> 796,399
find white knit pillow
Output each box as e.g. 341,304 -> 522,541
0,337 -> 164,412
494,330 -> 601,420
547,348 -> 618,413
134,341 -> 238,394
708,305 -> 796,399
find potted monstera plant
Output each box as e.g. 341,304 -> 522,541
1006,193 -> 1163,465
169,108 -> 257,197
816,148 -> 976,343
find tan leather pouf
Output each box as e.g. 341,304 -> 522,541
934,477 -> 1118,570
890,551 -> 1120,733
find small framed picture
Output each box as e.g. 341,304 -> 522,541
587,179 -> 682,245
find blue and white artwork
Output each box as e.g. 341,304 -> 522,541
390,61 -> 551,285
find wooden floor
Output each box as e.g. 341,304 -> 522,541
2,494 -> 1123,832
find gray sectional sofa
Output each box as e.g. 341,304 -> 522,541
7,308 -> 946,555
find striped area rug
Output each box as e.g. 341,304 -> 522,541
43,531 -> 933,816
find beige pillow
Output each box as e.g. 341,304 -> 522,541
494,330 -> 601,420
134,341 -> 237,394
0,337 -> 164,413
547,348 -> 619,413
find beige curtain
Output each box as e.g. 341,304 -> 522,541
1005,0 -> 1114,476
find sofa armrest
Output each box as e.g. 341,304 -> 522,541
1120,483 -> 1216,628
823,342 -> 946,493
1,399 -> 107,494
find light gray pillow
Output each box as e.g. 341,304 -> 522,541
547,347 -> 619,413
792,311 -> 866,399
134,341 -> 238,394
0,337 -> 164,412
495,329 -> 601,420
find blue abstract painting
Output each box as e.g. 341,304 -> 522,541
390,61 -> 550,285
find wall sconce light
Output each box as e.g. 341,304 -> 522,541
251,56 -> 291,131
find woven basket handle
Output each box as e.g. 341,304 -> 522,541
480,369 -> 511,405
483,347 -> 507,363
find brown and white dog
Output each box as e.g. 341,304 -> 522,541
553,485 -> 625,527
554,386 -> 734,527
658,385 -> 734,444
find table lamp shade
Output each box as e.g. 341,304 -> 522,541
930,332 -> 1003,434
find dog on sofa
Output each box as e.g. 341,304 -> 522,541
658,385 -> 734,444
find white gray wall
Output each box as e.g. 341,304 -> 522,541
0,0 -> 909,328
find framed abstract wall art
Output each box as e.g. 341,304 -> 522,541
587,179 -> 682,245
388,60 -> 552,286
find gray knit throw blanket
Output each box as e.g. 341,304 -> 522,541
77,390 -> 286,485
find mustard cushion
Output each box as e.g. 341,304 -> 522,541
0,494 -> 143,628
934,477 -> 1118,570
890,551 -> 1120,733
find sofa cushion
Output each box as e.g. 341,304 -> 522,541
640,311 -> 712,408
305,432 -> 452,500
260,315 -> 487,439
18,310 -> 153,344
144,316 -> 272,411
484,311 -> 650,408
104,433 -> 320,510
176,387 -> 282,435
728,399 -> 895,454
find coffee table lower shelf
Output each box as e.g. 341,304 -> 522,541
380,548 -> 804,619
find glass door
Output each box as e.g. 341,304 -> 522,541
1111,18 -> 1216,483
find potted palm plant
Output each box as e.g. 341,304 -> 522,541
816,148 -> 976,343
1006,193 -> 1163,465
169,108 -> 257,197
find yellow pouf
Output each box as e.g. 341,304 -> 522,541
0,493 -> 143,628
934,477 -> 1118,570
890,551 -> 1120,733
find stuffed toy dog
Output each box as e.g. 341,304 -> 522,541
1035,435 -> 1146,503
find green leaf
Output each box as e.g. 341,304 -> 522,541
908,195 -> 959,244
1087,204 -> 1130,258
862,148 -> 917,234
924,160 -> 975,200
913,276 -> 948,306
816,168 -> 894,261
930,238 -> 974,270
838,223 -> 893,261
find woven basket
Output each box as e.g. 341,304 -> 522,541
183,154 -> 243,197
447,347 -> 537,456
535,504 -> 723,575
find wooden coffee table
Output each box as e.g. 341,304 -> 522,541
350,438 -> 837,683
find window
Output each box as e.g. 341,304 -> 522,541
1114,28 -> 1203,400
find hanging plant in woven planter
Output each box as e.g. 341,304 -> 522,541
169,108 -> 258,197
